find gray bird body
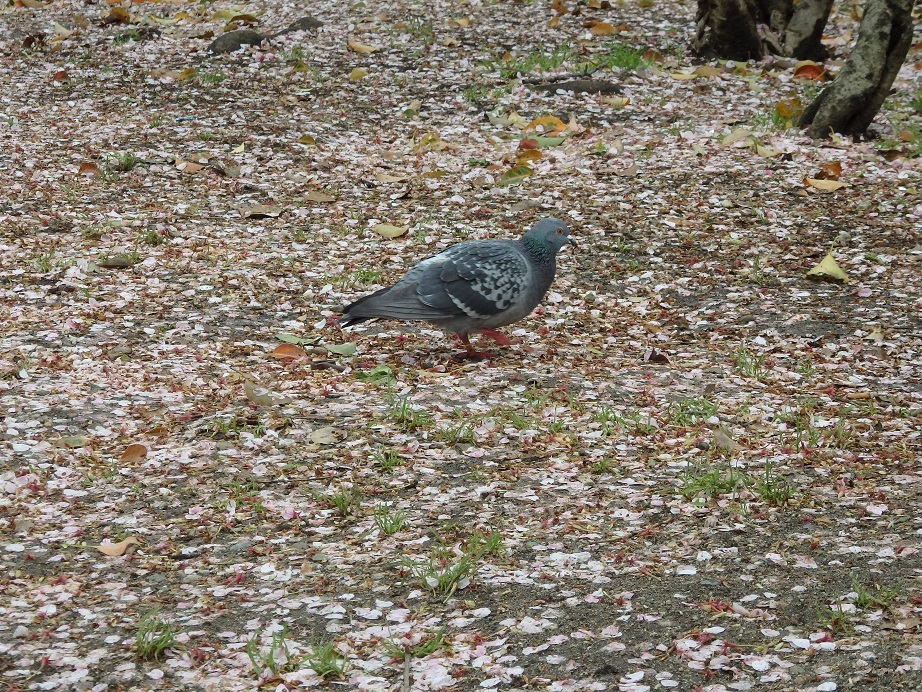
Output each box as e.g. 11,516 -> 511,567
340,218 -> 572,354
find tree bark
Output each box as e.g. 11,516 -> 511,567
693,0 -> 835,61
784,0 -> 834,60
799,0 -> 916,138
692,0 -> 764,61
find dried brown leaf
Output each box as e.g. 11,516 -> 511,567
102,7 -> 131,25
588,22 -> 617,35
239,204 -> 284,219
244,380 -> 292,406
310,426 -> 344,445
78,161 -> 99,177
175,159 -> 205,174
270,343 -> 308,359
375,171 -> 409,183
119,443 -> 148,463
305,190 -> 336,202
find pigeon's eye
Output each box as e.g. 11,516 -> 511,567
556,228 -> 563,234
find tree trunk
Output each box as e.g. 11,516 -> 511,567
784,0 -> 835,60
693,0 -> 833,60
692,0 -> 764,61
799,0 -> 916,138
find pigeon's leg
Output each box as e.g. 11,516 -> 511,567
475,329 -> 513,347
453,333 -> 499,361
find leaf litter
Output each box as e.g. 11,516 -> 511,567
0,0 -> 921,690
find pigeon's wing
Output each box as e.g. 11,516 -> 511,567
339,250 -> 472,324
416,241 -> 531,318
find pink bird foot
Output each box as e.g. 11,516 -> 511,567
474,329 -> 513,346
452,333 -> 500,361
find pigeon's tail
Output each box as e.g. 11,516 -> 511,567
339,287 -> 392,327
340,285 -> 453,326
338,313 -> 370,328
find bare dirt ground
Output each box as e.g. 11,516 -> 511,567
2,0 -> 922,690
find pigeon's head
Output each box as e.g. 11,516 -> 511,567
523,217 -> 574,258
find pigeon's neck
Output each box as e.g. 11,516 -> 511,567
522,235 -> 555,263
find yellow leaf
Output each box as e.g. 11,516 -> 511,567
865,328 -> 884,342
373,223 -> 408,239
775,98 -> 802,120
756,145 -> 778,158
602,96 -> 630,108
442,37 -> 460,46
350,67 -> 369,80
806,252 -> 849,283
96,537 -> 138,557
721,127 -> 753,146
413,131 -> 448,152
232,143 -> 245,153
524,115 -> 566,134
298,134 -> 316,145
177,67 -> 197,81
496,163 -> 533,186
55,435 -> 88,448
422,170 -> 447,178
516,149 -> 543,163
488,110 -> 527,128
447,17 -> 471,27
804,178 -> 847,191
119,443 -> 147,463
546,15 -> 560,28
347,39 -> 378,53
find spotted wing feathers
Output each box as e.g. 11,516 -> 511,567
340,241 -> 530,325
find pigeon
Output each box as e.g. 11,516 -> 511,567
339,217 -> 574,358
